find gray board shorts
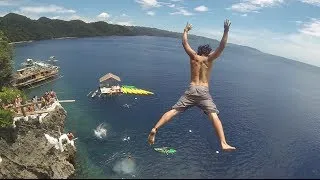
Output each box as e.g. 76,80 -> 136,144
172,85 -> 219,115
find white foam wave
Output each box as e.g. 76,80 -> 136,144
94,123 -> 107,139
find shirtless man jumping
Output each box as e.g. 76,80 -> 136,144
148,20 -> 236,151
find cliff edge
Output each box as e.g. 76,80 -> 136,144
0,102 -> 76,179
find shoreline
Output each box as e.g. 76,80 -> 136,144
7,35 -> 174,45
9,37 -> 78,44
9,40 -> 33,45
52,37 -> 78,40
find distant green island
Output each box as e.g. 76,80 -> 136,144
0,13 -> 195,42
0,13 -> 260,53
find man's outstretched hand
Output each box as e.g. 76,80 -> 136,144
224,19 -> 231,32
184,22 -> 192,32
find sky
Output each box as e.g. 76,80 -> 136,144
0,0 -> 319,67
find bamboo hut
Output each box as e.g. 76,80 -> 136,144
99,73 -> 122,95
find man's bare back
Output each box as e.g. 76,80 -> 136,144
147,20 -> 236,151
182,21 -> 230,87
189,55 -> 212,87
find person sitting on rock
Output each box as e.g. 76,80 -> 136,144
58,132 -> 76,152
50,89 -> 57,99
49,96 -> 55,105
67,132 -> 74,141
32,96 -> 39,111
14,96 -> 21,113
40,96 -> 46,109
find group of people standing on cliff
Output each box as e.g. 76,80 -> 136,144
0,89 -> 57,115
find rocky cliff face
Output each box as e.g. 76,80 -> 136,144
0,104 -> 76,179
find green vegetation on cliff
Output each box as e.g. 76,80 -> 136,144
0,31 -> 13,87
0,31 -> 25,127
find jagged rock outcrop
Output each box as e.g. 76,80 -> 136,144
0,104 -> 76,179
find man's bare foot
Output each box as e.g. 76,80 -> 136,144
148,128 -> 157,145
221,142 -> 236,152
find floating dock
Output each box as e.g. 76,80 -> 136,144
91,73 -> 154,98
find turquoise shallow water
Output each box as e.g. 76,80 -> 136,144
13,36 -> 320,178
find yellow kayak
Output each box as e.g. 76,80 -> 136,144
121,87 -> 127,94
121,86 -> 154,95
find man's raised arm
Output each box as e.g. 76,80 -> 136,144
208,19 -> 231,61
182,22 -> 196,58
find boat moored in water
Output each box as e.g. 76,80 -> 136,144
12,58 -> 60,89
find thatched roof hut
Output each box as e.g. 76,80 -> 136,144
99,73 -> 121,88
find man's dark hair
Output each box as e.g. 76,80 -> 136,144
197,44 -> 212,56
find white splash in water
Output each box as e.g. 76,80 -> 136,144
113,157 -> 136,174
189,130 -> 192,133
123,136 -> 130,142
123,104 -> 130,108
94,123 -> 107,139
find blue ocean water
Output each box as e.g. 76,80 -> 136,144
12,36 -> 320,178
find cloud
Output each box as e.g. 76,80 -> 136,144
12,10 -> 39,20
168,4 -> 175,8
299,18 -> 320,37
60,14 -> 134,25
146,11 -> 155,16
0,0 -> 20,6
69,15 -> 81,20
11,11 -> 94,22
228,0 -> 284,13
197,20 -> 320,67
108,14 -> 134,26
19,4 -> 76,14
170,7 -> 193,16
114,21 -> 133,26
300,0 -> 320,6
241,13 -> 248,16
51,16 -> 60,19
0,12 -> 9,17
97,12 -> 110,20
171,0 -> 183,1
194,5 -> 209,12
0,1 -> 12,6
135,0 -> 161,9
229,0 -> 320,13
67,14 -> 94,23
